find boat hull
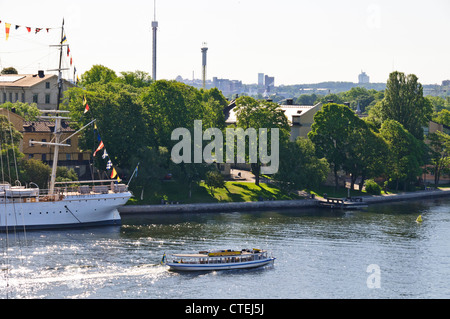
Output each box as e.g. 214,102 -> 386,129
0,192 -> 131,231
167,257 -> 275,271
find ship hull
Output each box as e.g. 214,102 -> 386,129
0,192 -> 131,231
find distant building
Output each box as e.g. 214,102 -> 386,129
212,77 -> 242,97
258,73 -> 264,87
264,75 -> 275,92
224,98 -> 322,141
0,71 -> 74,110
358,71 -> 370,84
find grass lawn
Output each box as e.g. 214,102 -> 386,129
127,180 -> 300,205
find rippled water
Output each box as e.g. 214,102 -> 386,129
1,198 -> 450,299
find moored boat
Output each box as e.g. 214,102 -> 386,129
164,248 -> 275,271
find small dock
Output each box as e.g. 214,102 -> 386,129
318,197 -> 368,210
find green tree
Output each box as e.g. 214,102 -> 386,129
80,65 -> 118,86
205,170 -> 225,196
273,137 -> 329,192
380,71 -> 432,140
19,158 -> 51,189
295,94 -> 318,106
1,67 -> 18,74
64,81 -> 151,172
234,96 -> 290,185
379,119 -> 424,191
432,109 -> 450,126
308,103 -> 363,189
427,96 -> 449,113
427,131 -> 450,185
56,166 -> 78,183
0,102 -> 40,120
140,80 -> 204,148
118,70 -> 153,87
344,123 -> 388,190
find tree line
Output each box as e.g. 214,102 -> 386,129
2,65 -> 449,197
62,67 -> 450,195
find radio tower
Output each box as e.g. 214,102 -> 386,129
151,0 -> 158,81
201,42 -> 208,89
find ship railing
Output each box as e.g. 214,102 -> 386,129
33,180 -> 129,199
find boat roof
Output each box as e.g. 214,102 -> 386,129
172,250 -> 266,258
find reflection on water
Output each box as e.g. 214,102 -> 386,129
1,198 -> 450,298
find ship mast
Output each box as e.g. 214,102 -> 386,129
32,19 -> 71,196
49,19 -> 67,195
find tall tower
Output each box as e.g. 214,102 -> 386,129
201,42 -> 208,89
151,0 -> 158,81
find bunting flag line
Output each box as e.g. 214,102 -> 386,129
93,141 -> 104,156
111,167 -> 118,179
5,23 -> 11,41
83,96 -> 89,113
1,18 -> 77,84
102,149 -> 108,159
1,19 -> 55,40
106,160 -> 112,170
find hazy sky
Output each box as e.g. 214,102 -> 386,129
0,0 -> 449,85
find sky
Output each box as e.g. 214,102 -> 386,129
0,0 -> 449,85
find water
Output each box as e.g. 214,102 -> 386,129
1,197 -> 450,299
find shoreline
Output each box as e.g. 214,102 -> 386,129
118,187 -> 450,215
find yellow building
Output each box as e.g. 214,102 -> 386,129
0,108 -> 91,179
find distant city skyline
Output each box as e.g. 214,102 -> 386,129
0,0 -> 449,85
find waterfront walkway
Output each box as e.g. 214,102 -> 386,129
118,187 -> 450,215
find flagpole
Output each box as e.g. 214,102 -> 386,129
127,163 -> 140,186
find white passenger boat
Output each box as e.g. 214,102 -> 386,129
164,249 -> 275,271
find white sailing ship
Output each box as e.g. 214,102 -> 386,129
0,21 -> 132,231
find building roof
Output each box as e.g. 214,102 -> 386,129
0,73 -> 57,88
22,120 -> 75,133
224,102 -> 319,124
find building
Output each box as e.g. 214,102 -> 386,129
282,99 -> 323,141
0,71 -> 74,110
358,71 -> 370,84
264,75 -> 275,93
0,108 -> 92,179
224,98 -> 323,141
212,77 -> 242,97
21,120 -> 91,178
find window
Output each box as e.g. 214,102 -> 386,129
66,154 -> 71,161
21,93 -> 25,102
41,139 -> 47,147
45,82 -> 50,89
28,154 -> 34,159
9,93 -> 12,101
42,154 -> 47,161
45,94 -> 50,104
15,93 -> 18,102
2,93 -> 5,103
33,94 -> 38,103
